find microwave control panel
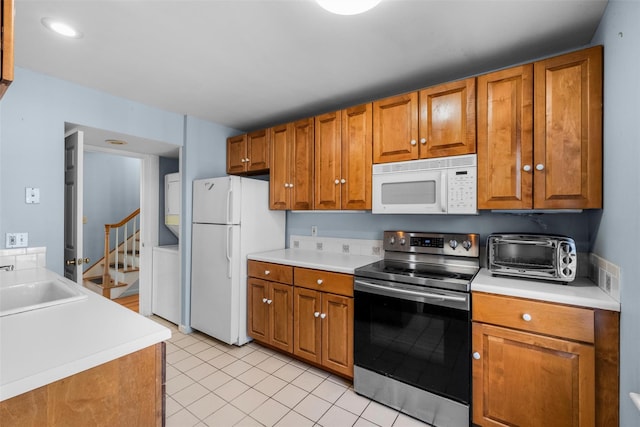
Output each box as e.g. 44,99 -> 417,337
447,168 -> 477,214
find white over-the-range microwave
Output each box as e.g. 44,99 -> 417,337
372,154 -> 477,214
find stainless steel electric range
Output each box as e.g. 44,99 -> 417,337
353,231 -> 480,427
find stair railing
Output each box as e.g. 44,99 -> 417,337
103,208 -> 141,288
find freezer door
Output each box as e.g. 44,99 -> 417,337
190,223 -> 241,344
192,176 -> 241,224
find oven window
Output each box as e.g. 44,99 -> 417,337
494,243 -> 555,269
381,181 -> 436,205
354,290 -> 470,404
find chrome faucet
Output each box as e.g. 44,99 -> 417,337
0,264 -> 15,271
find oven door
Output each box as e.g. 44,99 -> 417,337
372,169 -> 447,214
353,278 -> 471,404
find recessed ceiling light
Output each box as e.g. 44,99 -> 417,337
106,139 -> 128,146
316,0 -> 382,15
41,17 -> 83,39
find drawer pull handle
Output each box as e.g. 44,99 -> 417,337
267,299 -> 273,305
473,352 -> 481,360
320,313 -> 327,319
314,312 -> 320,318
264,270 -> 270,275
522,313 -> 532,322
317,279 -> 323,285
262,298 -> 268,303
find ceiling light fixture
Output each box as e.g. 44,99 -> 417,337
41,17 -> 83,38
316,0 -> 381,15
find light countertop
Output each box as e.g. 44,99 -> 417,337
0,268 -> 171,401
471,268 -> 620,312
248,248 -> 381,274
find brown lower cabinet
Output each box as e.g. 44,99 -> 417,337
247,261 -> 354,379
472,292 -> 619,427
0,343 -> 165,427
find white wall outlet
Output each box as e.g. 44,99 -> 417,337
25,187 -> 40,204
311,225 -> 318,237
605,272 -> 612,293
6,233 -> 28,248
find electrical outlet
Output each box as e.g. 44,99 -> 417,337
342,244 -> 350,254
311,226 -> 318,237
605,272 -> 612,293
6,233 -> 28,248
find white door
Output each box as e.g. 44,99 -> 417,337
190,223 -> 240,344
63,130 -> 86,282
192,176 -> 241,225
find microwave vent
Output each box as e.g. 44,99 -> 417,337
373,154 -> 476,174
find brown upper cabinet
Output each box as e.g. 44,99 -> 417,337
478,46 -> 602,210
226,129 -> 270,175
314,104 -> 372,210
269,118 -> 314,210
0,0 -> 14,100
373,77 -> 476,163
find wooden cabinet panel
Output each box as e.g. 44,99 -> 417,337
341,104 -> 372,209
270,123 -> 291,210
227,134 -> 247,175
477,65 -> 534,209
247,129 -> 270,172
248,278 -> 269,341
473,292 -> 595,343
314,111 -> 342,210
294,267 -> 353,297
321,293 -> 353,377
293,287 -> 322,364
419,77 -> 476,158
270,282 -> 294,353
534,45 -> 603,209
248,260 -> 293,284
291,118 -> 315,210
0,0 -> 14,100
373,93 -> 419,163
472,322 -> 595,427
0,344 -> 164,427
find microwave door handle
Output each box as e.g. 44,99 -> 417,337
440,172 -> 447,213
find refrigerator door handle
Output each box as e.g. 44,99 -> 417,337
226,187 -> 233,224
226,225 -> 232,278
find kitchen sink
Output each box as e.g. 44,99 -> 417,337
0,279 -> 88,317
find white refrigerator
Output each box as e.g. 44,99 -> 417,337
190,176 -> 285,345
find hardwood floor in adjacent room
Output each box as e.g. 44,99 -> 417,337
114,294 -> 139,313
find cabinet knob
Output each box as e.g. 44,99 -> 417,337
473,352 -> 481,360
245,158 -> 250,162
536,164 -> 545,171
240,159 -> 246,163
317,279 -> 323,285
320,313 -> 327,319
314,312 -> 320,318
262,298 -> 268,303
335,179 -> 340,185
267,299 -> 273,305
523,164 -> 532,172
420,138 -> 427,144
522,313 -> 532,322
264,270 -> 270,275
410,139 -> 417,146
289,183 -> 294,188
340,179 -> 346,184
284,183 -> 289,188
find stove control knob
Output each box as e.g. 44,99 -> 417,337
399,238 -> 406,246
462,240 -> 472,251
389,236 -> 396,245
449,239 -> 458,250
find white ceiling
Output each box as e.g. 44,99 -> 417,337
15,0 -> 607,152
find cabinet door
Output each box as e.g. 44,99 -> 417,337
477,65 -> 533,209
247,278 -> 269,343
341,103 -> 372,210
321,293 -> 353,378
270,283 -> 293,353
269,124 -> 291,210
0,0 -> 14,100
533,46 -> 602,209
373,93 -> 419,163
227,134 -> 247,175
291,118 -> 315,210
472,322 -> 595,427
247,129 -> 270,173
314,111 -> 342,210
419,78 -> 476,158
293,287 -> 322,364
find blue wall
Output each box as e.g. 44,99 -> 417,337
83,152 -> 141,270
591,1 -> 640,425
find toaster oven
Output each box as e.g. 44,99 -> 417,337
487,234 -> 577,282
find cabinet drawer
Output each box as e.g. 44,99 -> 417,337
248,261 -> 293,284
294,267 -> 353,297
472,292 -> 594,343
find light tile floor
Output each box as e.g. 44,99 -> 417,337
150,316 -> 433,427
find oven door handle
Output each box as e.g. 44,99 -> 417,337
355,280 -> 467,302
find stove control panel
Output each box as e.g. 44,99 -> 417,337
384,231 -> 479,258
